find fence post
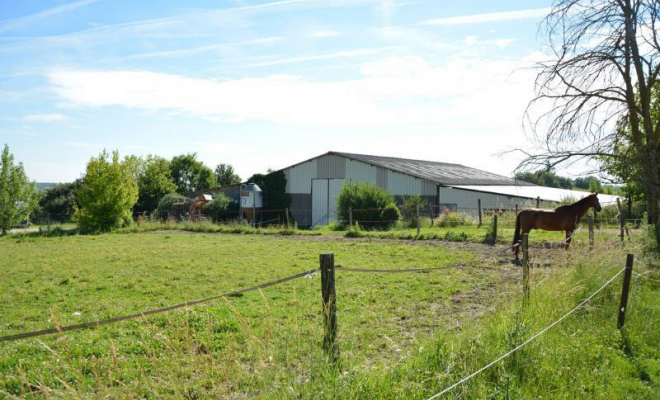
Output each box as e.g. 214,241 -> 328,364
478,199 -> 482,227
522,233 -> 530,304
349,207 -> 353,229
492,215 -> 498,244
252,205 -> 256,228
515,203 -> 518,215
536,196 -> 540,208
429,203 -> 434,227
416,204 -> 421,237
320,253 -> 338,360
617,254 -> 634,330
285,208 -> 290,229
588,216 -> 594,250
617,198 -> 624,243
47,213 -> 51,233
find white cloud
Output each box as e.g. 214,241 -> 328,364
422,7 -> 550,26
47,53 -> 540,130
25,113 -> 69,122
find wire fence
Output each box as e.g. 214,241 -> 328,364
0,267 -> 319,343
424,265 -> 628,400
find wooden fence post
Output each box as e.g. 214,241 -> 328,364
320,253 -> 338,359
515,203 -> 518,215
617,254 -> 634,330
492,215 -> 498,244
536,196 -> 540,208
522,233 -> 530,304
429,203 -> 434,226
285,208 -> 290,229
588,216 -> 594,250
617,198 -> 624,243
349,207 -> 353,229
416,204 -> 421,237
478,199 -> 482,227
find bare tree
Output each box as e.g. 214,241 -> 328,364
522,0 -> 660,225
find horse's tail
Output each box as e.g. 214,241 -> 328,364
513,211 -> 522,252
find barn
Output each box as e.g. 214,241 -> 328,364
278,151 -> 620,227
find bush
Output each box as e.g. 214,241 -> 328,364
202,194 -> 238,223
154,193 -> 185,220
337,182 -> 399,229
400,195 -> 428,227
435,212 -> 475,228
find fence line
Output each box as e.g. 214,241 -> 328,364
336,264 -> 465,273
0,267 -> 319,343
424,266 -> 627,400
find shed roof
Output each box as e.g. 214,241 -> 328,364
330,152 -> 533,186
451,185 -> 620,205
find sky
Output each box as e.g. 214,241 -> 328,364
0,0 -> 561,183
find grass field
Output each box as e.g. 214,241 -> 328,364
1,228 -> 658,399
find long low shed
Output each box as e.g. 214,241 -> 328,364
278,151 -> 620,227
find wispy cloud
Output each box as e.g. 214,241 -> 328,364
0,0 -> 98,33
25,113 -> 69,122
105,37 -> 285,62
422,7 -> 550,26
46,53 -> 539,128
248,47 -> 397,67
310,30 -> 342,38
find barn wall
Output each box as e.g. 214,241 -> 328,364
286,159 -> 317,194
317,154 -> 346,179
439,187 -> 553,215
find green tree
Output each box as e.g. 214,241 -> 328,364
154,193 -> 185,220
247,170 -> 290,211
170,153 -> 215,194
38,180 -> 82,222
0,144 -> 38,234
135,156 -> 176,212
75,150 -> 138,232
514,170 -> 573,189
214,163 -> 241,186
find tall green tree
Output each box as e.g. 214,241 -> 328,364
214,163 -> 241,186
75,150 -> 138,231
0,144 -> 38,234
135,156 -> 176,212
170,153 -> 215,194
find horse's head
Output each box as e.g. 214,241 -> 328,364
592,193 -> 602,212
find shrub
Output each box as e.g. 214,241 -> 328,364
337,182 -> 399,229
202,194 -> 238,223
435,212 -> 475,228
400,195 -> 428,227
154,193 -> 185,220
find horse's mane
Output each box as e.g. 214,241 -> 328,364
555,193 -> 595,211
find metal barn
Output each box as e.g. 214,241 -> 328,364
277,151 -> 619,227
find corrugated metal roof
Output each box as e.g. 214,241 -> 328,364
331,152 -> 534,186
451,185 -> 620,205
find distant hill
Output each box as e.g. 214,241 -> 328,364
36,182 -> 58,192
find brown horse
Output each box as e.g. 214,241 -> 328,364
513,193 -> 602,259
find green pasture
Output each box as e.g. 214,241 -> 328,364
0,228 -> 657,399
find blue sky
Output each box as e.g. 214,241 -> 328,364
0,0 -> 555,182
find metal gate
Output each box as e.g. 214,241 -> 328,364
312,179 -> 345,226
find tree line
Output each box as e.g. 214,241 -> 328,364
0,145 -> 245,233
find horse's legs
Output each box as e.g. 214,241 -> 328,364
565,230 -> 573,250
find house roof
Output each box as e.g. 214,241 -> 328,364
330,151 -> 534,186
